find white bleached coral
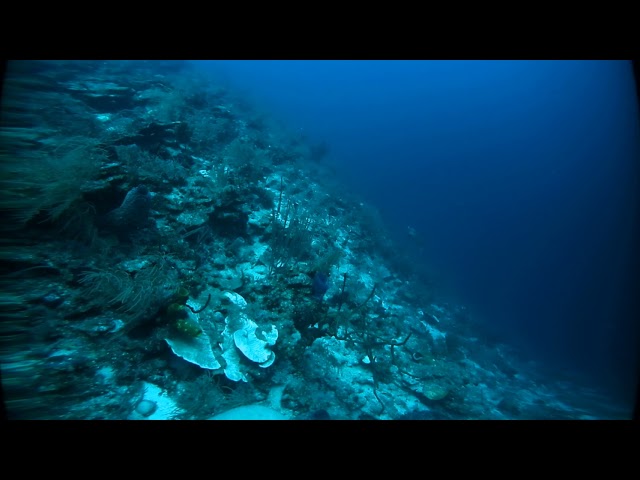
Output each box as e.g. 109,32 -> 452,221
164,292 -> 278,382
165,333 -> 221,370
233,319 -> 278,367
164,299 -> 222,371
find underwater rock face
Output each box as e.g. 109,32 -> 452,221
102,185 -> 151,232
135,399 -> 158,417
422,383 -> 449,401
128,382 -> 184,420
311,272 -> 330,300
209,384 -> 290,420
296,409 -> 331,420
40,292 -> 64,308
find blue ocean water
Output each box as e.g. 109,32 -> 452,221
196,60 -> 640,406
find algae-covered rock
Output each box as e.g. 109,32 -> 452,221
423,383 -> 449,401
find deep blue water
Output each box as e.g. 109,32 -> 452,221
193,60 -> 639,405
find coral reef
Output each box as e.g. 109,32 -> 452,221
0,60 -> 627,420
